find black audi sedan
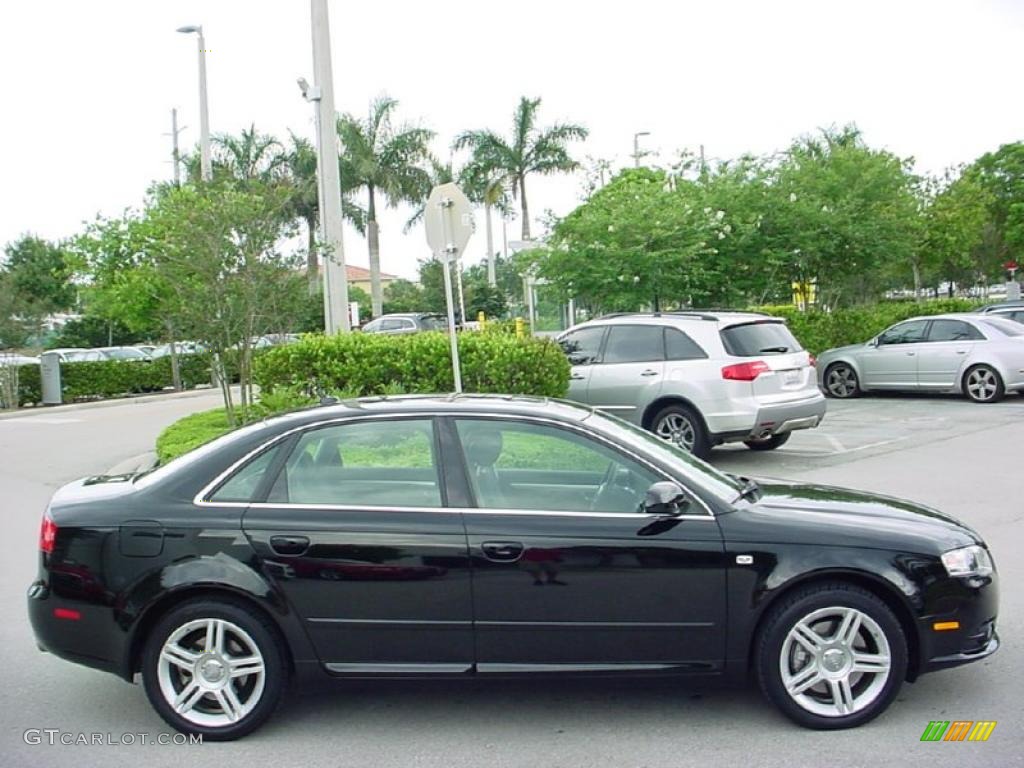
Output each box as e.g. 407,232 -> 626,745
28,395 -> 998,740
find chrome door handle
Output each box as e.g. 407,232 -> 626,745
570,373 -> 586,380
956,350 -> 967,355
905,352 -> 915,356
481,541 -> 524,562
640,369 -> 659,377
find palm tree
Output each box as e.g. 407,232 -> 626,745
454,97 -> 588,241
461,162 -> 512,285
337,95 -> 434,316
282,133 -> 365,293
213,124 -> 287,182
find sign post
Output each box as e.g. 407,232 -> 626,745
424,183 -> 474,393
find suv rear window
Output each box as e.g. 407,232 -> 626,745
720,321 -> 803,357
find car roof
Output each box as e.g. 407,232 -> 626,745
569,310 -> 781,331
979,302 -> 1024,311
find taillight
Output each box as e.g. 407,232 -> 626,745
40,514 -> 57,554
721,361 -> 771,381
808,354 -> 817,367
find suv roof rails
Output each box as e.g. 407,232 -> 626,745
674,308 -> 771,317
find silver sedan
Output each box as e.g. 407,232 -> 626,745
817,312 -> 1024,403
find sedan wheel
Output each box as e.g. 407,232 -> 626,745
652,404 -> 710,459
824,364 -> 860,399
143,599 -> 286,740
757,582 -> 906,729
963,365 -> 1004,404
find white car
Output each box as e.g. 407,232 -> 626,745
557,311 -> 826,458
817,313 -> 1024,403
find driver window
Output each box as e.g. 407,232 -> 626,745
878,320 -> 929,345
454,419 -> 658,513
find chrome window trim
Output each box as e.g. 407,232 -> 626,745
193,410 -> 715,519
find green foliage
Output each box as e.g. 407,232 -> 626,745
973,142 -> 1024,258
757,299 -> 985,355
253,331 -> 569,399
383,278 -> 426,313
2,235 -> 76,312
48,316 -> 144,349
155,408 -> 232,464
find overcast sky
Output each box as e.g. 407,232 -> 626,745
2,0 -> 1022,279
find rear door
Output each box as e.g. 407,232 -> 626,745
557,326 -> 607,406
585,324 -> 666,423
859,319 -> 930,389
916,319 -> 982,388
239,416 -> 474,673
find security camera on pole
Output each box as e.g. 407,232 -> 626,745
424,183 -> 474,393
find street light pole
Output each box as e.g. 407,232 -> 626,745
633,131 -> 651,168
176,25 -> 211,182
309,0 -> 350,333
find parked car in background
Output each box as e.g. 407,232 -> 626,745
27,395 -> 998,739
817,313 -> 1024,403
46,348 -> 106,363
97,346 -> 151,362
556,311 -> 825,458
975,300 -> 1024,325
0,353 -> 39,366
150,341 -> 207,359
134,345 -> 157,356
361,313 -> 448,334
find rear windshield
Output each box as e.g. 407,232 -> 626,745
419,315 -> 449,331
720,321 -> 803,356
979,318 -> 1024,337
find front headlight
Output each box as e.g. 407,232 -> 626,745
941,545 -> 994,578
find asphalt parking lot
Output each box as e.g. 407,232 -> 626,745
1,391 -> 1022,767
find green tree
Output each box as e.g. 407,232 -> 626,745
338,95 -> 434,316
383,278 -> 425,313
454,96 -> 588,240
973,142 -> 1024,261
2,235 -> 76,312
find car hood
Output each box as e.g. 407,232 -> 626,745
730,479 -> 982,553
819,343 -> 868,359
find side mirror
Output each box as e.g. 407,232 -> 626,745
643,481 -> 690,516
868,337 -> 880,348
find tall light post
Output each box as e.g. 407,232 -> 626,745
307,0 -> 350,332
176,25 -> 211,182
633,131 -> 651,168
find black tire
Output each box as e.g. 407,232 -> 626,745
141,598 -> 288,741
823,363 -> 860,399
756,581 -> 907,730
962,364 -> 1005,404
650,403 -> 711,459
744,432 -> 792,451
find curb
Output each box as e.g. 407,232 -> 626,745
0,386 -> 225,421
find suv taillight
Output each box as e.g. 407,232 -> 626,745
721,361 -> 770,381
40,514 -> 57,554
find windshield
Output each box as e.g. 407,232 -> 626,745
720,321 -> 803,356
585,410 -> 742,502
980,318 -> 1024,337
419,315 -> 449,331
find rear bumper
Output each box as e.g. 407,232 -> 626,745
712,392 -> 827,443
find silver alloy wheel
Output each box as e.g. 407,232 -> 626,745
825,365 -> 857,398
779,606 -> 891,718
157,618 -> 266,728
966,367 -> 998,402
655,412 -> 696,452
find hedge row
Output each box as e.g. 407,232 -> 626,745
6,354 -> 212,407
253,331 -> 571,399
757,299 -> 986,355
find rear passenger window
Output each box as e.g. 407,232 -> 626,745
602,325 -> 664,363
927,320 -> 982,342
665,328 -> 707,360
209,446 -> 281,503
274,419 -> 442,507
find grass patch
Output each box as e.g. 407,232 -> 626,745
156,408 -> 233,464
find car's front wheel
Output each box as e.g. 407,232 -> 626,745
651,403 -> 711,459
823,363 -> 860,399
756,582 -> 907,729
142,598 -> 287,741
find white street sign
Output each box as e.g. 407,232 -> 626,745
424,183 -> 474,263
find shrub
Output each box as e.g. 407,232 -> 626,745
155,408 -> 231,464
756,299 -> 986,355
253,331 -> 570,399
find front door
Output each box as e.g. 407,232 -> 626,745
860,319 -> 930,389
447,416 -> 727,673
585,324 -> 666,425
558,325 -> 607,406
241,416 -> 474,672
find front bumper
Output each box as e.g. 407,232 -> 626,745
916,571 -> 999,677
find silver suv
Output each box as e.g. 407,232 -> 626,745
557,311 -> 826,458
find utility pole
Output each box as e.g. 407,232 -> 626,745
166,108 -> 185,185
176,25 -> 212,181
310,0 -> 350,332
633,131 -> 651,168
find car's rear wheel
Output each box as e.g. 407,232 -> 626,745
824,363 -> 860,399
963,364 -> 1004,403
756,582 -> 907,729
651,403 -> 711,459
744,432 -> 792,451
142,599 -> 287,741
